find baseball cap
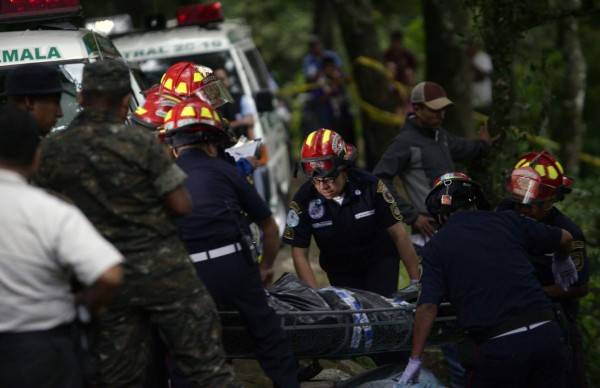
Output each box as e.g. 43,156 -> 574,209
82,60 -> 131,92
3,63 -> 72,96
410,81 -> 454,110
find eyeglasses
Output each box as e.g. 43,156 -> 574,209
312,176 -> 337,186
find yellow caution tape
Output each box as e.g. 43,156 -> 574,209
474,112 -> 600,169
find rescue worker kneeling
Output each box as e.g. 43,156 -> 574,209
162,97 -> 299,388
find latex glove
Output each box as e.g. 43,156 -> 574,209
552,255 -> 578,291
398,357 -> 421,384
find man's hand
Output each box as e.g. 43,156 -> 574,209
259,263 -> 275,289
478,121 -> 500,146
399,357 -> 422,384
552,255 -> 578,291
413,214 -> 437,238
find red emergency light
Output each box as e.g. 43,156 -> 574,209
176,2 -> 224,27
0,0 -> 82,22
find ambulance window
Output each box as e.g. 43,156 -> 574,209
243,48 -> 270,90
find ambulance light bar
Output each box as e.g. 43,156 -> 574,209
0,0 -> 82,23
176,2 -> 224,27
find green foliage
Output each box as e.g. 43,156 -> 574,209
558,177 -> 600,386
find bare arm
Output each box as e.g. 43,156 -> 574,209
292,246 -> 319,289
410,303 -> 438,359
256,216 -> 280,288
76,264 -> 123,318
164,185 -> 193,217
555,229 -> 574,260
544,282 -> 589,300
387,222 -> 420,281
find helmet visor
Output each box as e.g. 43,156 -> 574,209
507,168 -> 557,205
298,156 -> 341,178
196,77 -> 233,108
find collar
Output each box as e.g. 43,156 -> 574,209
343,171 -> 364,198
0,169 -> 28,185
407,113 -> 437,139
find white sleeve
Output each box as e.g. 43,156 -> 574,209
239,95 -> 256,117
54,204 -> 123,286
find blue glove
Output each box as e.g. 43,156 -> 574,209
399,357 -> 422,384
552,255 -> 578,291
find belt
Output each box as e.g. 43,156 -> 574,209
490,320 -> 551,340
189,243 -> 241,263
469,308 -> 555,344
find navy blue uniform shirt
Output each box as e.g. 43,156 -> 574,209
175,148 -> 271,254
497,200 -> 590,319
419,210 -> 561,332
282,169 -> 404,274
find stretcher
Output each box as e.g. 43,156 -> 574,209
219,274 -> 462,358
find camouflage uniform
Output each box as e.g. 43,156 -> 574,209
35,60 -> 240,387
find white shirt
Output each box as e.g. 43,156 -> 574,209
0,170 -> 122,332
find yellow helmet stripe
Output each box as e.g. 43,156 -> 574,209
163,78 -> 173,91
175,82 -> 188,94
322,129 -> 331,143
181,106 -> 196,117
305,131 -> 316,146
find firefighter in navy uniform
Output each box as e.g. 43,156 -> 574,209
162,97 -> 299,388
400,172 -> 578,387
283,128 -> 420,297
498,151 -> 591,388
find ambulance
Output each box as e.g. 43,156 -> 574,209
105,2 -> 292,233
0,0 -> 145,131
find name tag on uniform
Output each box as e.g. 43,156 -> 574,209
355,210 -> 375,219
312,221 -> 333,228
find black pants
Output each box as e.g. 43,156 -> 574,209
171,251 -> 299,388
467,321 -> 567,387
0,324 -> 83,388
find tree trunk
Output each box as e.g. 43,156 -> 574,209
558,16 -> 586,176
332,0 -> 403,170
312,0 -> 337,49
422,0 -> 473,138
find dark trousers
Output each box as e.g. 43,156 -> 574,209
0,324 -> 83,388
170,251 -> 298,388
467,321 -> 567,388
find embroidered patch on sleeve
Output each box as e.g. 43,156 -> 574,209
390,203 -> 403,221
283,226 -> 295,240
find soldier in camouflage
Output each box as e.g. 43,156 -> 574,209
35,60 -> 240,387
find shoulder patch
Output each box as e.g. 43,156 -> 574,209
286,209 -> 300,227
283,226 -> 295,240
390,203 -> 403,221
571,240 -> 586,271
289,201 -> 302,214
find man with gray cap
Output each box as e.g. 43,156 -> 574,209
3,63 -> 68,135
35,60 -> 240,387
374,81 -> 498,240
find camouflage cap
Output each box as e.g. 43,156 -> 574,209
82,60 -> 131,92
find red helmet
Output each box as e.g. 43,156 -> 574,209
130,86 -> 182,130
162,97 -> 230,146
159,62 -> 232,107
508,151 -> 570,204
163,96 -> 222,132
298,128 -> 357,178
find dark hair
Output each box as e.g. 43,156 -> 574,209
0,105 -> 40,167
81,88 -> 131,111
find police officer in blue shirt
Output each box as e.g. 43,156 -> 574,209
163,97 -> 299,388
282,128 -> 420,297
400,172 -> 578,387
499,151 -> 591,387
